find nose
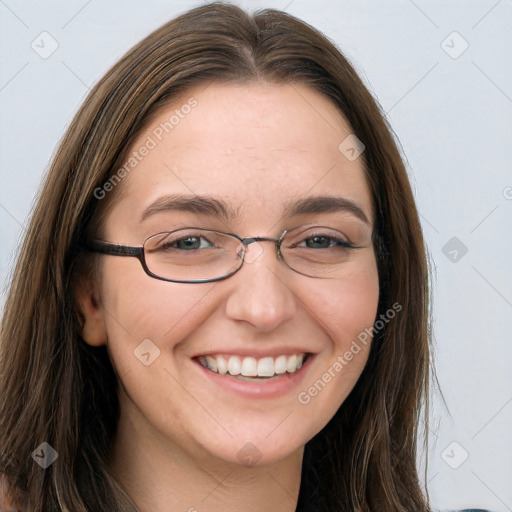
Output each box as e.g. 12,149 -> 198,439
224,241 -> 298,332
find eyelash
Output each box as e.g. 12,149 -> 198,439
293,235 -> 355,249
158,234 -> 356,251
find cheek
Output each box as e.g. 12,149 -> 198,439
98,258 -> 218,370
293,254 -> 379,429
302,256 -> 380,350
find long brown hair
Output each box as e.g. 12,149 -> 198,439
0,3 -> 430,510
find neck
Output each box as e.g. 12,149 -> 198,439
110,389 -> 303,512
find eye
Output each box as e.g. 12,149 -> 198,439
296,234 -> 355,250
162,235 -> 215,251
303,235 -> 338,249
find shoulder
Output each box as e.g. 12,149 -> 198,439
0,471 -> 24,511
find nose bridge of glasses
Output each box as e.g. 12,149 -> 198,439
237,235 -> 284,265
241,235 -> 279,246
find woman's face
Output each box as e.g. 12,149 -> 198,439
84,82 -> 379,466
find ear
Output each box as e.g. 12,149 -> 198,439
75,277 -> 107,347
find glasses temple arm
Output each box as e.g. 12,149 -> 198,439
83,240 -> 143,257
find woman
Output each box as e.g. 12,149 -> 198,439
0,3 -> 435,511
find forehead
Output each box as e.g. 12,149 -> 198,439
108,82 -> 373,228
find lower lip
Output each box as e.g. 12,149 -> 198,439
194,355 -> 314,398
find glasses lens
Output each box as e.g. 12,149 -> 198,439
280,226 -> 354,278
144,229 -> 242,282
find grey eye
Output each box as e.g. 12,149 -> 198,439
162,236 -> 215,251
303,236 -> 335,249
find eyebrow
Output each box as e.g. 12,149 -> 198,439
140,193 -> 370,225
140,194 -> 238,222
283,195 -> 370,225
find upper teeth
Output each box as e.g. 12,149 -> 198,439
198,354 -> 305,377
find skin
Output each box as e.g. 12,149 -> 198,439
77,82 -> 379,512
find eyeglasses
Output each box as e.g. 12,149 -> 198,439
84,225 -> 360,283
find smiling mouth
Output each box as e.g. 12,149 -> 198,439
196,353 -> 309,381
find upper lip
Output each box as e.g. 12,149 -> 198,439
191,348 -> 314,359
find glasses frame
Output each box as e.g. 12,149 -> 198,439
83,226 -> 328,284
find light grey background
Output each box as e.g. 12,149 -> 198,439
1,1 -> 511,510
